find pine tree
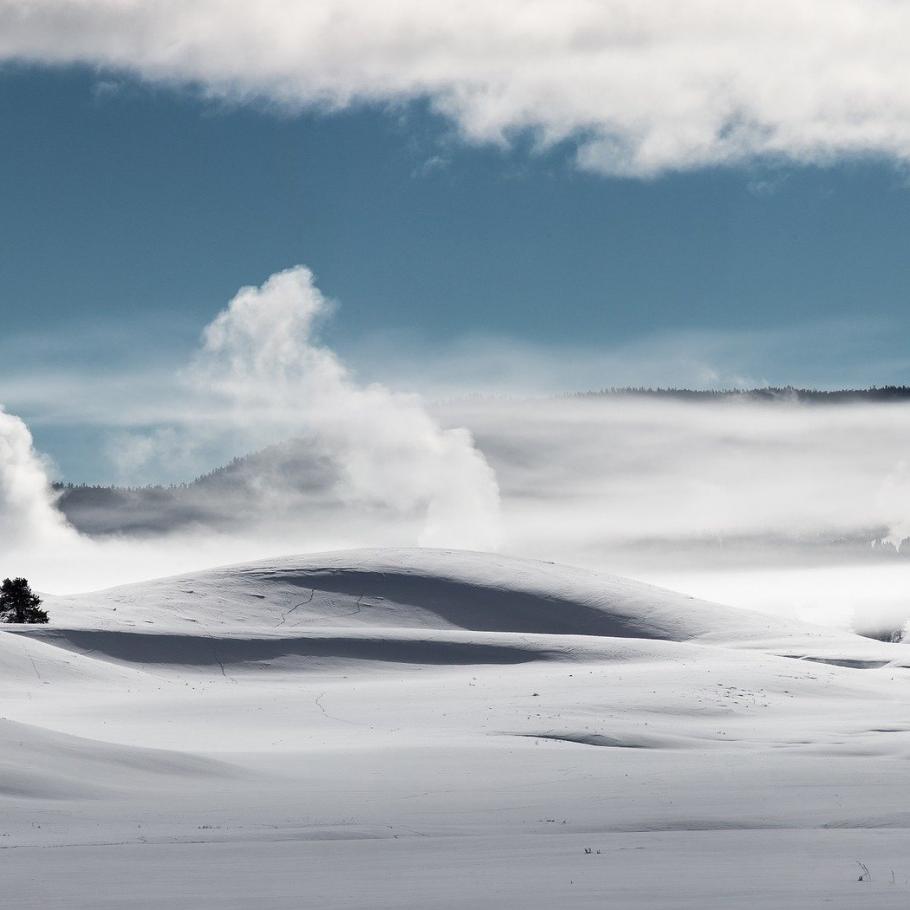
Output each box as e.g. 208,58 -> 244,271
0,577 -> 49,624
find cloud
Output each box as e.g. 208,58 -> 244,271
3,1 -> 910,175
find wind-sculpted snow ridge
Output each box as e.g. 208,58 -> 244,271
0,717 -> 237,801
35,547 -> 816,638
6,548 -> 910,908
28,547 -> 900,670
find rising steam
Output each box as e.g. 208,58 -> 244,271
0,266 -> 502,591
0,407 -> 75,549
127,266 -> 503,550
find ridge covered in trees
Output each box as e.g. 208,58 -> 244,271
572,385 -> 910,403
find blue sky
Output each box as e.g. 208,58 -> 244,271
3,65 -> 909,347
3,66 -> 910,362
2,17 -> 910,480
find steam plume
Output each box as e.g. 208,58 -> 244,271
175,266 -> 502,549
0,407 -> 75,548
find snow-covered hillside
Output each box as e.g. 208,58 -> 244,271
3,549 -> 910,908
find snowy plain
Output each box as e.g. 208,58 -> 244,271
3,547 -> 910,908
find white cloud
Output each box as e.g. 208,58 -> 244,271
3,1 -> 910,175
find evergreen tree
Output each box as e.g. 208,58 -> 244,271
0,577 -> 48,624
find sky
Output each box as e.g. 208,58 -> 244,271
1,2 -> 910,481
0,1 -> 910,625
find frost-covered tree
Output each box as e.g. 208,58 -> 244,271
0,577 -> 48,624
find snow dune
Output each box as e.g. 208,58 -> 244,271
20,546 -> 855,638
4,549 -> 910,908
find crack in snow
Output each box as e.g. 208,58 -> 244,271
340,594 -> 365,619
314,691 -> 359,726
275,589 -> 315,628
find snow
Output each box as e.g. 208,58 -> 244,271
3,547 -> 910,907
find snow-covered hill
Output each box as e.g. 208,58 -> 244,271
3,549 -> 910,908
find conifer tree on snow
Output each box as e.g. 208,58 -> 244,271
0,577 -> 48,624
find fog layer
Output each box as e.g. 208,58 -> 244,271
3,272 -> 910,637
437,395 -> 910,636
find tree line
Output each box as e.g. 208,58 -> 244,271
572,385 -> 910,403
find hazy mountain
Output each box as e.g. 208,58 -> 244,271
55,438 -> 339,535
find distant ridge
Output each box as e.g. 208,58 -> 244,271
572,385 -> 910,403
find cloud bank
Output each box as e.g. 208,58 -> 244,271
3,1 -> 910,175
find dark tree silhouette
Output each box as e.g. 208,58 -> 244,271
0,577 -> 48,624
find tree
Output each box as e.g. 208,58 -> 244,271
0,578 -> 48,624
